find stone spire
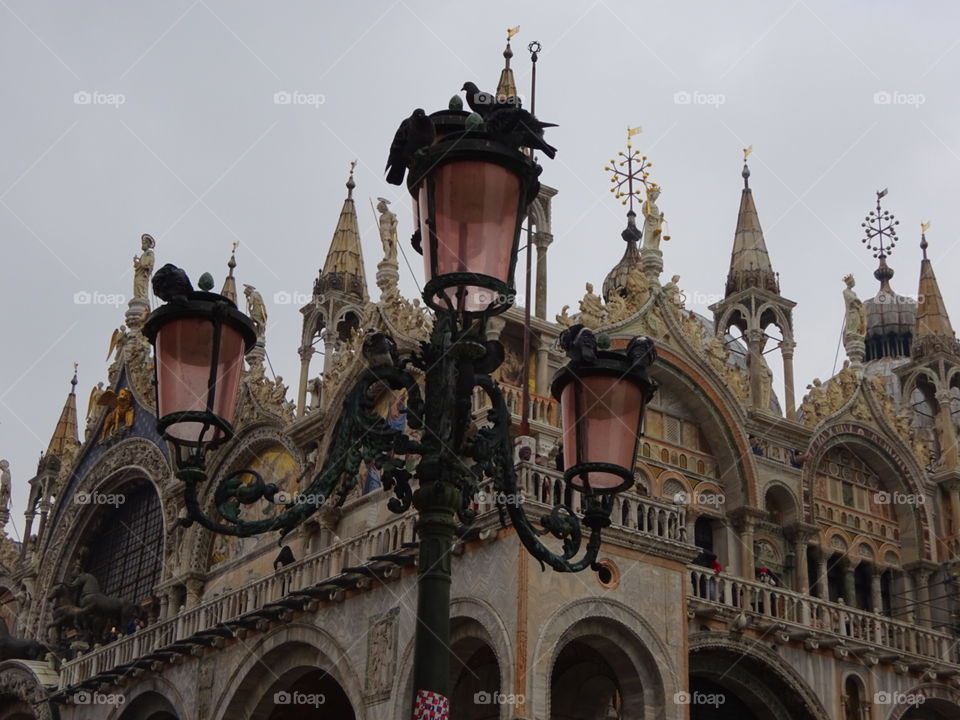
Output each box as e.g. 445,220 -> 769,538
316,162 -> 368,302
724,160 -> 779,297
220,242 -> 238,303
496,28 -> 519,101
602,211 -> 642,301
46,366 -> 80,458
912,232 -> 960,359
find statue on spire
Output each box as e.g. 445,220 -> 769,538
132,234 -> 156,302
641,184 -> 666,252
244,285 -> 268,342
842,274 -> 867,367
376,197 -> 399,266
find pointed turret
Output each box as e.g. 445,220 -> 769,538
496,32 -> 518,101
912,233 -> 960,359
315,164 -> 368,302
220,243 -> 238,303
725,162 -> 779,297
711,155 -> 797,418
602,211 -> 642,301
46,366 -> 80,458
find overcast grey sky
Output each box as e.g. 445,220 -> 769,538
2,1 -> 959,531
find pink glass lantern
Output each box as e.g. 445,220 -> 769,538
408,127 -> 540,316
144,288 -> 256,451
552,348 -> 656,495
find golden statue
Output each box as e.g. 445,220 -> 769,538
99,388 -> 135,441
579,283 -> 605,328
555,305 -> 573,327
133,234 -> 155,302
624,264 -> 650,311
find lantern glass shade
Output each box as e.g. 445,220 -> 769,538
154,317 -> 247,446
418,159 -> 521,313
560,374 -> 646,493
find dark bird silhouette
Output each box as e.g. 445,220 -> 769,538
476,339 -> 506,375
274,545 -> 296,571
152,264 -> 194,302
486,106 -> 558,159
461,82 -> 522,117
626,335 -> 657,369
385,109 -> 436,185
361,329 -> 399,368
559,324 -> 598,364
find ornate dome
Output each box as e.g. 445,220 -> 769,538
864,258 -> 914,362
602,212 -> 642,301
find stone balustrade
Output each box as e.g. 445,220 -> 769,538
59,513 -> 414,690
688,566 -> 959,667
472,384 -> 560,428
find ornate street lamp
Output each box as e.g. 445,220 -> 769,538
144,105 -> 657,718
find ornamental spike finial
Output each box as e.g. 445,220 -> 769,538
920,220 -> 931,259
605,127 -> 654,218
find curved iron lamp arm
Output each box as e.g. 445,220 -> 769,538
469,374 -> 611,573
176,365 -> 423,538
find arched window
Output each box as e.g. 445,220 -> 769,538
82,480 -> 163,603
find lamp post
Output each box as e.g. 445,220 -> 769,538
143,109 -> 657,718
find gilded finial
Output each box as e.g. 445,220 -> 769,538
921,221 -> 931,259
507,25 -> 519,41
742,146 -> 752,188
228,242 -> 238,275
71,362 -> 78,393
604,126 -> 654,216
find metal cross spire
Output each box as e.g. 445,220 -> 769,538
861,188 -> 899,260
605,126 -> 653,215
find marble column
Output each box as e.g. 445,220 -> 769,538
296,346 -> 312,418
185,578 -> 205,609
535,338 -> 550,396
815,548 -> 830,600
911,567 -> 932,626
747,329 -> 765,412
738,516 -> 756,578
533,231 -> 553,321
794,536 -> 810,594
840,557 -> 857,606
870,564 -> 883,613
780,340 -> 797,421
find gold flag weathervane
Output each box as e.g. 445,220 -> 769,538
921,220 -> 931,234
507,25 -> 520,40
605,126 -> 654,213
744,144 -> 753,161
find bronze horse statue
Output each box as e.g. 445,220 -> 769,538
53,573 -> 143,643
0,617 -> 49,661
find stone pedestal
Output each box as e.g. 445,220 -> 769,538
125,297 -> 150,329
844,334 -> 865,370
640,248 -> 663,282
246,340 -> 266,366
376,260 -> 400,294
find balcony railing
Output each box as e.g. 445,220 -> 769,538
59,512 -> 415,689
472,384 -> 560,428
688,566 -> 959,667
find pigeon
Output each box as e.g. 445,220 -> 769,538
461,81 -> 520,117
486,106 -> 558,158
361,329 -> 399,368
152,264 -> 194,302
385,109 -> 436,185
559,324 -> 597,364
626,335 -> 657,369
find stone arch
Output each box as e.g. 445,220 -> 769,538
645,346 -> 757,507
192,425 -> 303,575
887,683 -> 960,720
802,425 -> 933,563
531,598 -> 677,720
106,677 -> 188,720
763,481 -> 799,524
840,671 -> 868,720
657,471 -> 690,502
688,632 -> 830,720
755,301 -> 793,342
213,622 -> 364,720
0,661 -> 58,720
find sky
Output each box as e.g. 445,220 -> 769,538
2,0 -> 960,536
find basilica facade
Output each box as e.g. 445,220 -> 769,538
1,54 -> 960,720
